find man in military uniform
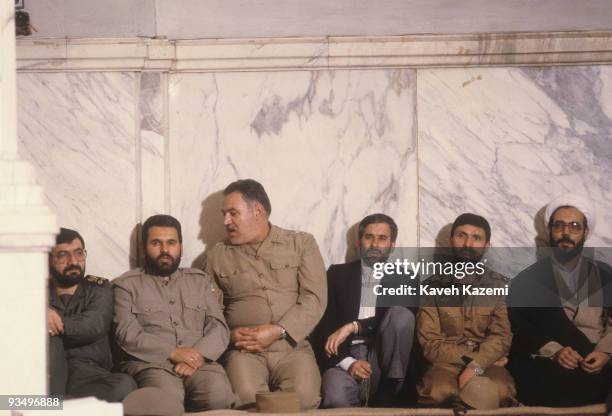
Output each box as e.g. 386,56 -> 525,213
48,228 -> 136,401
205,179 -> 327,409
417,213 -> 515,409
114,215 -> 235,413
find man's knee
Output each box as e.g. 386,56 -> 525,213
418,367 -> 458,405
321,370 -> 358,408
189,370 -> 235,410
123,387 -> 184,416
384,307 -> 416,334
106,373 -> 137,402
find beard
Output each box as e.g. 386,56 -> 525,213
452,246 -> 485,264
144,252 -> 181,277
361,247 -> 392,267
551,234 -> 585,263
51,264 -> 85,288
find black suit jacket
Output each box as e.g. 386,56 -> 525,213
508,256 -> 612,360
311,260 -> 407,371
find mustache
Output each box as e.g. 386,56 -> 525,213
64,264 -> 83,273
555,237 -> 575,246
156,254 -> 174,261
226,225 -> 237,232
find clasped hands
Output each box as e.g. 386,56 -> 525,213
554,346 -> 610,373
231,324 -> 283,353
170,347 -> 204,377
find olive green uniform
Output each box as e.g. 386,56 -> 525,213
417,268 -> 516,408
113,268 -> 235,412
205,225 -> 327,409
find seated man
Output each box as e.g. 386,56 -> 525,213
205,179 -> 327,409
417,213 -> 515,409
313,213 -> 415,407
48,227 -> 136,401
114,215 -> 235,412
508,195 -> 612,407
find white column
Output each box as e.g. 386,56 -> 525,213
0,0 -> 56,395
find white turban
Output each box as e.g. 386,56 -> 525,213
544,194 -> 596,235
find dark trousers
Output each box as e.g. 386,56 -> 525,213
49,336 -> 136,402
510,357 -> 612,407
321,307 -> 415,408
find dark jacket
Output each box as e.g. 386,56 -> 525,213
508,256 -> 612,360
311,260 -> 417,371
49,275 -> 113,369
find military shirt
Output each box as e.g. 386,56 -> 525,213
417,267 -> 512,369
48,275 -> 113,369
113,268 -> 229,373
205,225 -> 327,350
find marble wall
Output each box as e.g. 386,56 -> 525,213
17,65 -> 612,279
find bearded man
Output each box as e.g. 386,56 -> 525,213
312,213 -> 416,408
508,195 -> 612,406
48,227 -> 136,401
113,215 -> 235,412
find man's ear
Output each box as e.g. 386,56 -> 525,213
486,241 -> 491,248
584,226 -> 590,240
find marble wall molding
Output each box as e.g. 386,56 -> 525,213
16,30 -> 612,73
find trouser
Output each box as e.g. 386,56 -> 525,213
48,336 -> 136,402
223,341 -> 321,410
321,306 -> 416,408
417,363 -> 515,408
510,357 -> 612,407
133,363 -> 235,412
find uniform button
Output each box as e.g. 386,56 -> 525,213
262,286 -> 267,290
172,321 -> 178,327
169,299 -> 175,305
178,340 -> 183,346
258,273 -> 264,277
285,264 -> 290,268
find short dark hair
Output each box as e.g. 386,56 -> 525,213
56,227 -> 85,248
141,215 -> 182,245
358,213 -> 398,242
223,179 -> 272,216
548,205 -> 588,230
450,213 -> 491,242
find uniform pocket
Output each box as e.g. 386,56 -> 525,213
132,302 -> 166,328
439,309 -> 463,337
182,295 -> 207,330
270,257 -> 300,289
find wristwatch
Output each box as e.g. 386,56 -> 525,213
278,325 -> 287,340
462,355 -> 484,376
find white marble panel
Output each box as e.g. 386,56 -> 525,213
168,70 -> 417,267
418,66 -> 612,251
17,72 -> 138,279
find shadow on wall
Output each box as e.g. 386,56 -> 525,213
344,222 -> 360,263
192,190 -> 227,270
129,224 -> 142,270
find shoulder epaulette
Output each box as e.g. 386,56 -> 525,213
183,268 -> 207,276
85,275 -> 109,286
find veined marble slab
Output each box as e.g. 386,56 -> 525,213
17,72 -> 138,278
168,69 -> 417,267
418,66 -> 612,252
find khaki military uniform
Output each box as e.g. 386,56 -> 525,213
113,268 -> 235,412
417,268 -> 516,408
205,225 -> 327,409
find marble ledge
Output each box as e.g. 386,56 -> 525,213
16,31 -> 612,72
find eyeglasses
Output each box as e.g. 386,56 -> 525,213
551,221 -> 583,234
52,249 -> 87,264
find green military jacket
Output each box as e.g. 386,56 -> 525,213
113,268 -> 229,375
205,225 -> 327,351
417,267 -> 512,370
